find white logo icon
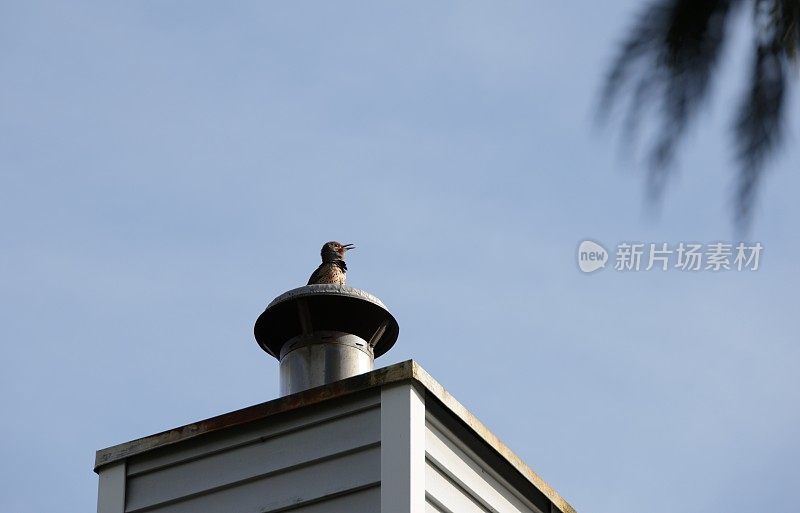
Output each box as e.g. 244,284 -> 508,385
578,240 -> 608,273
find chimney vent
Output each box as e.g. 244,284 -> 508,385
254,285 -> 399,396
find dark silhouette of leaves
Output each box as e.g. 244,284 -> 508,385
600,0 -> 800,227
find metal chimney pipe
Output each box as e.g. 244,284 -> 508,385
254,285 -> 399,396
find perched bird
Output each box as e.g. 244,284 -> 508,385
307,241 -> 355,285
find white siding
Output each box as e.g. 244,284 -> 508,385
425,495 -> 449,513
124,393 -> 381,513
380,384 -> 425,513
97,461 -> 126,513
128,447 -> 379,513
282,486 -> 380,512
425,416 -> 545,513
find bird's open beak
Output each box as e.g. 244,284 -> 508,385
342,243 -> 355,251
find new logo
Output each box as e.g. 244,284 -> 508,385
578,240 -> 608,273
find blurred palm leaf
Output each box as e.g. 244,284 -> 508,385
600,0 -> 800,227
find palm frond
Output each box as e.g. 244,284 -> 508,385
601,0 -> 740,190
733,0 -> 797,225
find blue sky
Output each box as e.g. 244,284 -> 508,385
1,2 -> 798,512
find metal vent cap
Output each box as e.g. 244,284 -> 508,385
254,284 -> 399,359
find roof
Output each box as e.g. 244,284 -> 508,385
94,360 -> 576,513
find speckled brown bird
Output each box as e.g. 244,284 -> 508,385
307,241 -> 355,285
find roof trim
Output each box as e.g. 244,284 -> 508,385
94,360 -> 575,513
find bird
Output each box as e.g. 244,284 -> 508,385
307,241 -> 355,285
